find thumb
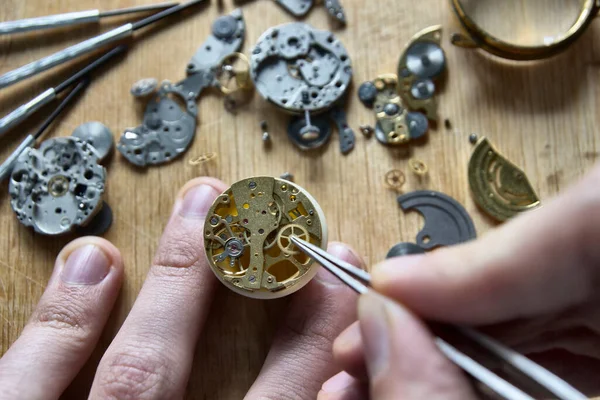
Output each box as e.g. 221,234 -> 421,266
372,164 -> 600,324
358,292 -> 476,400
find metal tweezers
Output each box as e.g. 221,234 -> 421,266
289,236 -> 587,400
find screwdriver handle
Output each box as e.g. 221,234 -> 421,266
0,23 -> 133,89
0,10 -> 100,35
0,88 -> 56,138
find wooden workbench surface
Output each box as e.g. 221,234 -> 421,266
1,0 -> 598,398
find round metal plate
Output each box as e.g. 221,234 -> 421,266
406,42 -> 446,79
71,121 -> 114,162
250,22 -> 352,114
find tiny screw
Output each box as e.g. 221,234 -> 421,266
210,216 -> 219,225
249,181 -> 257,189
469,133 -> 478,144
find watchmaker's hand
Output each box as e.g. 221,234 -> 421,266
319,164 -> 600,400
0,177 -> 362,400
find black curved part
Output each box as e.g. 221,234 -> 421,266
397,190 -> 476,250
386,242 -> 425,259
77,201 -> 113,236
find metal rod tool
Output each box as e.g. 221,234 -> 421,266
0,0 -> 206,90
0,2 -> 177,35
0,78 -> 90,182
0,45 -> 127,138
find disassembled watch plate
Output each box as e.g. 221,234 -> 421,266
204,176 -> 327,299
251,23 -> 354,153
397,26 -> 446,121
468,137 -> 540,221
359,74 -> 429,145
118,9 -> 246,167
251,22 -> 352,114
397,190 -> 476,250
9,123 -> 114,236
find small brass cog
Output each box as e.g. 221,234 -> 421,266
276,224 -> 310,255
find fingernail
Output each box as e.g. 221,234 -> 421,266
317,243 -> 363,286
61,245 -> 110,285
180,184 -> 219,217
321,372 -> 354,393
359,292 -> 391,377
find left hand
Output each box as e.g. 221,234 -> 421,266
0,177 -> 363,399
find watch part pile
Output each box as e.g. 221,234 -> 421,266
468,136 -> 540,221
118,9 -> 247,167
9,122 -> 114,236
358,26 -> 446,146
359,74 -> 428,145
251,22 -> 355,154
204,177 -> 327,299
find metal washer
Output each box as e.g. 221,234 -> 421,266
410,79 -> 435,100
406,42 -> 446,79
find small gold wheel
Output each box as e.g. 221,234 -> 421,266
276,224 -> 310,255
384,169 -> 406,191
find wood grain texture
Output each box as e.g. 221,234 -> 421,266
1,0 -> 599,398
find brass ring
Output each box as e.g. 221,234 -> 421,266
449,0 -> 599,60
216,52 -> 253,95
409,158 -> 429,176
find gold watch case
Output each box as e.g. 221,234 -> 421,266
449,0 -> 599,60
203,177 -> 327,299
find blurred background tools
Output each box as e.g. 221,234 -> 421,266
0,0 -> 207,89
0,2 -> 177,35
0,45 -> 127,138
0,78 -> 90,182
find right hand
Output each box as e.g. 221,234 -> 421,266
319,163 -> 600,400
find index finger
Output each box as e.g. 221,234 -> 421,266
90,177 -> 227,399
372,165 -> 600,324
